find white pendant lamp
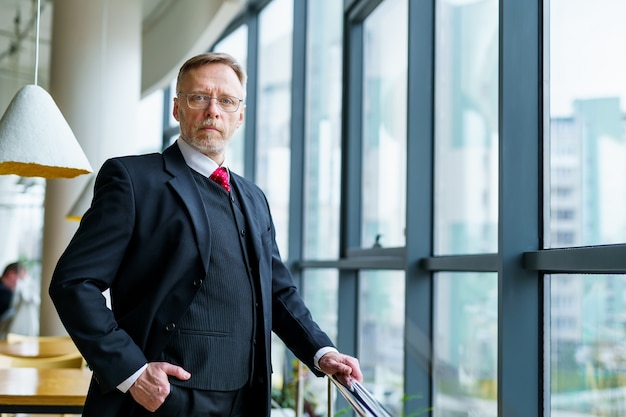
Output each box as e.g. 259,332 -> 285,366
0,0 -> 92,178
0,85 -> 93,178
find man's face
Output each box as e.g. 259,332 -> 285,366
173,63 -> 245,164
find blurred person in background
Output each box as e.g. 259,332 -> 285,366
9,262 -> 40,336
0,262 -> 26,337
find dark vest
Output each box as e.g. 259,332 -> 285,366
161,170 -> 260,391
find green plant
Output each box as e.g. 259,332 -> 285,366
272,359 -> 321,416
401,393 -> 433,417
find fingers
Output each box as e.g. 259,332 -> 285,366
341,355 -> 363,382
129,362 -> 190,412
159,362 -> 191,381
318,352 -> 363,383
334,372 -> 357,388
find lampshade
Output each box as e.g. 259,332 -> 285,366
66,174 -> 95,221
0,85 -> 93,178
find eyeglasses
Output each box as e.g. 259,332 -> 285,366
177,93 -> 243,113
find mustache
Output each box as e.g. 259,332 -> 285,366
197,121 -> 223,134
199,120 -> 220,129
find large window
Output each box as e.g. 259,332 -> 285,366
359,270 -> 406,415
550,274 -> 626,416
303,0 -> 343,261
256,0 -> 294,257
433,0 -> 499,415
434,0 -> 499,256
434,272 -> 498,417
548,1 -> 626,416
361,0 -> 408,249
161,0 -> 626,416
301,269 -> 339,417
548,0 -> 626,249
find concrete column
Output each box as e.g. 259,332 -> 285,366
39,0 -> 141,335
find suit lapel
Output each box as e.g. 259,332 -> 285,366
162,145 -> 212,273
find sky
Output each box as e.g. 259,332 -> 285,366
549,0 -> 626,116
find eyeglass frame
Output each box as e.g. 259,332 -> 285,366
176,92 -> 244,113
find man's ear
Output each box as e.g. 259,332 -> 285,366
172,98 -> 180,122
238,105 -> 246,126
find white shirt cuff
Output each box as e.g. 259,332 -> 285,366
314,346 -> 338,370
117,364 -> 148,393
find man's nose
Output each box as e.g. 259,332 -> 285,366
207,97 -> 222,116
204,99 -> 221,117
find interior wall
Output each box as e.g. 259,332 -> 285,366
140,0 -> 247,96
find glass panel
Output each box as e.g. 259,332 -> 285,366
167,79 -> 178,128
302,269 -> 339,417
548,0 -> 626,248
165,132 -> 179,149
271,271 -> 338,417
303,270 -> 339,351
136,90 -> 164,154
303,0 -> 343,260
270,333 -> 292,412
551,274 -> 626,416
434,0 -> 499,255
434,272 -> 498,417
0,177 -> 45,336
361,0 -> 408,249
256,0 -> 293,258
359,270 -> 405,416
214,25 -> 249,175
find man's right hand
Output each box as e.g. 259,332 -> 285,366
128,362 -> 191,412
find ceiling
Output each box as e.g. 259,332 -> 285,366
0,0 -> 175,89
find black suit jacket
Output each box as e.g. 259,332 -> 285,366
49,144 -> 333,417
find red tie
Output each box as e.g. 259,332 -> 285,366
209,167 -> 230,192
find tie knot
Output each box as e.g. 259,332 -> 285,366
209,167 -> 230,192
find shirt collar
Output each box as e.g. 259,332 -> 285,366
176,137 -> 227,178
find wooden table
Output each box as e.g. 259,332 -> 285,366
0,367 -> 91,413
0,339 -> 78,358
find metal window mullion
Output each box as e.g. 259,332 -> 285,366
243,11 -> 259,181
287,0 -> 307,290
421,254 -> 498,272
404,0 -> 435,414
523,245 -> 626,273
498,0 -> 543,416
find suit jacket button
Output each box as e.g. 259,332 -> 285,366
165,323 -> 176,331
193,279 -> 203,287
